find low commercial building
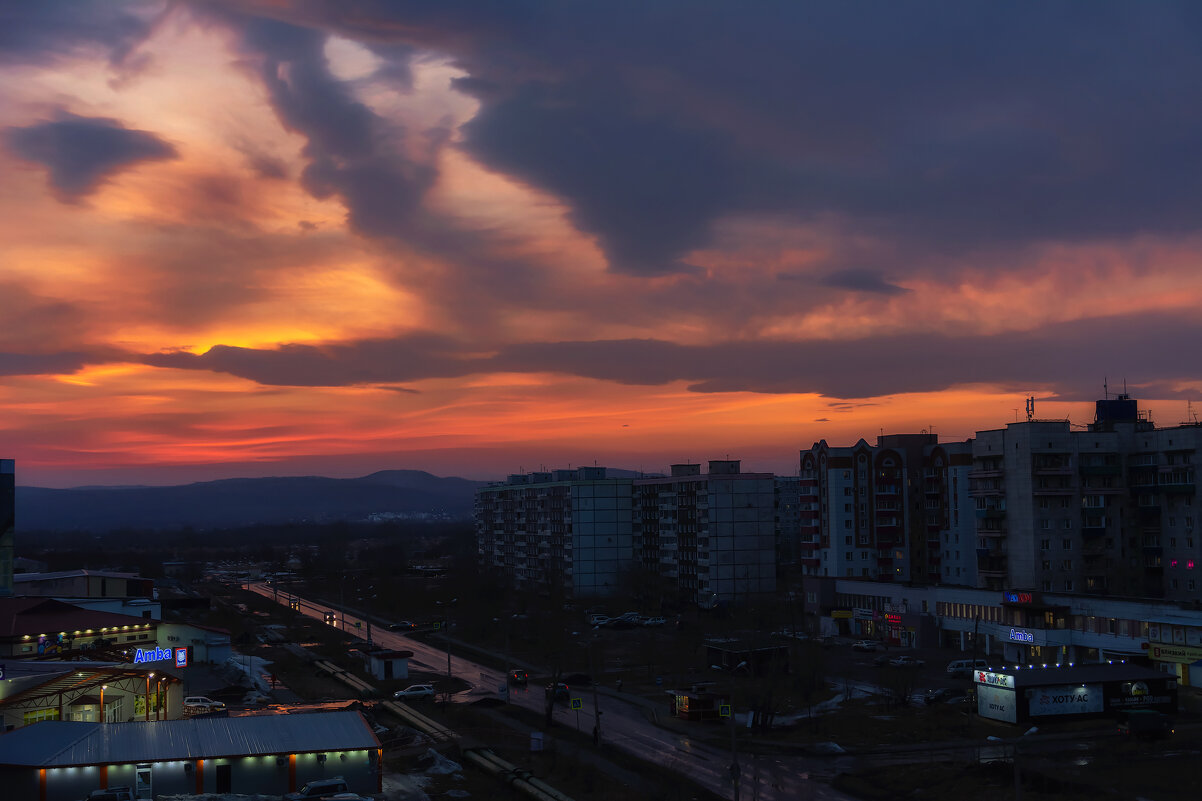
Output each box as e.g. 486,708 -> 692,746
0,709 -> 382,800
0,662 -> 182,730
974,663 -> 1176,725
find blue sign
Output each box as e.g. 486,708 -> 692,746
133,646 -> 188,666
1009,628 -> 1034,643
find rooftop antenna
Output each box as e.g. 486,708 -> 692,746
1025,396 -> 1035,422
1103,377 -> 1109,400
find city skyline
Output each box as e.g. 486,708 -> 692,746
3,2 -> 1201,488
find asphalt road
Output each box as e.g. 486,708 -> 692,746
244,581 -> 855,801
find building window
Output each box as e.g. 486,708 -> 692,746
1064,580 -> 1073,591
1042,560 -> 1051,570
1062,559 -> 1072,570
1062,519 -> 1073,529
1062,539 -> 1072,550
1040,539 -> 1051,550
1040,519 -> 1050,530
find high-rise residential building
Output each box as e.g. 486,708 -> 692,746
476,461 -> 777,604
0,459 -> 13,598
633,461 -> 776,606
799,435 -> 975,585
971,394 -> 1200,599
774,476 -> 803,567
475,467 -> 632,598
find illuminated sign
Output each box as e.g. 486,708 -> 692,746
975,670 -> 1015,689
1009,628 -> 1035,643
1003,590 -> 1034,604
133,646 -> 188,666
1148,644 -> 1202,662
1028,684 -> 1101,716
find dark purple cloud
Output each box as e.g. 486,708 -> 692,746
0,1 -> 155,67
225,2 -> 1202,277
4,111 -> 176,200
138,310 -> 1202,402
0,352 -> 100,377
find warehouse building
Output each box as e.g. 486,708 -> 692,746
0,709 -> 381,800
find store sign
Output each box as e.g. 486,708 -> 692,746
133,646 -> 188,666
1028,684 -> 1100,717
832,610 -> 853,619
1148,644 -> 1202,663
1009,628 -> 1035,643
851,608 -> 873,620
977,684 -> 1016,723
1003,590 -> 1034,604
976,670 -> 1016,689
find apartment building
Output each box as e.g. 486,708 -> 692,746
475,466 -> 633,598
633,461 -> 776,606
1,459 -> 12,598
476,461 -> 777,604
799,435 -> 975,585
971,394 -> 1200,599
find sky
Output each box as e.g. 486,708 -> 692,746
2,1 -> 1201,488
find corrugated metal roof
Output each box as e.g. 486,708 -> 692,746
984,662 -> 1165,688
0,710 -> 379,767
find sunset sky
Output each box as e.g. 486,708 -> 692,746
3,2 -> 1201,488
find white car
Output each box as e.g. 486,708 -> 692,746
642,616 -> 667,627
182,696 -> 226,713
393,684 -> 436,700
889,656 -> 925,668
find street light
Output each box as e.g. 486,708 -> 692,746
436,599 -> 458,694
100,685 -> 107,724
145,672 -> 154,721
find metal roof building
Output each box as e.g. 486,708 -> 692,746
0,710 -> 382,801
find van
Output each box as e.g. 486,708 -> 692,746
284,777 -> 349,800
946,659 -> 991,677
1116,709 -> 1173,739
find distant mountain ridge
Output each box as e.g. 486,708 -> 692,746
15,470 -> 485,533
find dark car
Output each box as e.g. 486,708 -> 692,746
545,682 -> 570,702
923,688 -> 953,705
387,620 -> 417,631
508,669 -> 529,686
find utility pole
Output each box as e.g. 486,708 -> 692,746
729,688 -> 740,801
589,639 -> 602,746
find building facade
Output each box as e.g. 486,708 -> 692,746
632,461 -> 776,606
476,462 -> 777,604
476,467 -> 634,599
799,435 -> 975,585
971,394 -> 1200,598
1,459 -> 13,598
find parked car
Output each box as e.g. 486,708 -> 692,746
889,656 -> 925,668
182,696 -> 226,714
284,777 -> 349,800
87,788 -> 134,801
923,688 -> 953,705
545,682 -> 571,702
642,616 -> 667,627
393,684 -> 435,700
588,614 -> 610,627
872,654 -> 891,667
387,620 -> 417,631
851,640 -> 878,652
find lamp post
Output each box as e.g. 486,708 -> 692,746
436,598 -> 457,696
145,672 -> 154,721
100,685 -> 107,724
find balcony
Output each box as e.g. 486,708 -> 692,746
1032,465 -> 1074,476
977,528 -> 1006,539
1081,526 -> 1107,540
975,508 -> 1006,520
1080,464 -> 1122,477
968,468 -> 1004,479
800,556 -> 820,567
